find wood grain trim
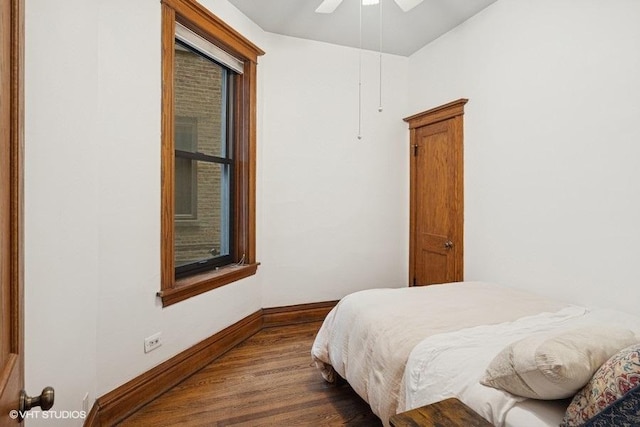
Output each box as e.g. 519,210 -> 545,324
10,0 -> 24,359
158,263 -> 259,307
88,301 -> 336,426
452,115 -> 464,281
262,301 -> 338,328
245,60 -> 258,263
160,3 -> 176,296
403,98 -> 468,129
0,0 -> 25,418
83,401 -> 99,427
408,127 -> 416,286
162,0 -> 264,62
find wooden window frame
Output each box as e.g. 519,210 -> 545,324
159,0 -> 263,307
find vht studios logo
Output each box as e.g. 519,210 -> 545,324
9,410 -> 86,420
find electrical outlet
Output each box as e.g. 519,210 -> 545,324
144,332 -> 162,353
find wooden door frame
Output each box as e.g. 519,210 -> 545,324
0,0 -> 24,424
404,99 -> 467,286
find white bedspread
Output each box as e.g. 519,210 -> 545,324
401,305 -> 640,426
311,282 -> 571,425
399,305 -> 587,426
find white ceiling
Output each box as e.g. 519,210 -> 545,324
227,0 -> 497,56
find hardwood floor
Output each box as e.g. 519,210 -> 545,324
118,322 -> 382,426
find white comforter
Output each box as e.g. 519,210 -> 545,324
401,304 -> 640,426
311,282 -> 572,425
399,305 -> 587,425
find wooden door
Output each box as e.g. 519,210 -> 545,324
0,0 -> 24,424
404,99 -> 467,286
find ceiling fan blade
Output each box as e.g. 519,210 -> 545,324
393,0 -> 423,12
315,0 -> 343,14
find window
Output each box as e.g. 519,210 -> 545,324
173,38 -> 234,275
159,0 -> 264,307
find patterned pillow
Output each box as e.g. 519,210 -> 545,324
561,343 -> 640,427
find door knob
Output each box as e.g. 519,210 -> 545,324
444,240 -> 454,250
19,387 -> 55,419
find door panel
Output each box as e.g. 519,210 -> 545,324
416,121 -> 453,235
414,121 -> 456,285
405,99 -> 466,287
0,0 -> 24,425
416,242 -> 449,285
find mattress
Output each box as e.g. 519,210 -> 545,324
400,305 -> 587,425
505,399 -> 569,427
311,282 -> 571,425
311,282 -> 640,427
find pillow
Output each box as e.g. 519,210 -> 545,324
481,327 -> 638,400
561,343 -> 640,427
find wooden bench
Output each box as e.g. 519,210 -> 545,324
389,398 -> 493,427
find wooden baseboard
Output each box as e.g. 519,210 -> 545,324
86,300 -> 337,426
83,401 -> 99,427
262,301 -> 337,327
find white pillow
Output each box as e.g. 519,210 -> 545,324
481,327 -> 638,399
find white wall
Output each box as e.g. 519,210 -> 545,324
24,0 -> 99,424
408,0 -> 640,314
24,0 -> 409,424
260,34 -> 409,307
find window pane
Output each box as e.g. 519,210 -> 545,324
175,161 -> 231,268
175,157 -> 196,218
175,117 -> 198,218
174,41 -> 229,158
175,116 -> 197,152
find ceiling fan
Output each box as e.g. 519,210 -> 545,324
315,0 -> 424,13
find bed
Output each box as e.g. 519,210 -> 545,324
311,282 -> 640,426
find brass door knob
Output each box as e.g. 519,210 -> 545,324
19,387 -> 55,419
444,240 -> 454,250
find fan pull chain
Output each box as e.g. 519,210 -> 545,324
357,0 -> 363,140
378,0 -> 383,112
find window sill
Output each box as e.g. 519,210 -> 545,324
158,262 -> 259,307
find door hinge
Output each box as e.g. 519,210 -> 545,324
413,144 -> 418,156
